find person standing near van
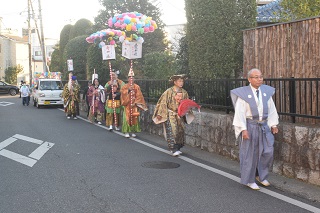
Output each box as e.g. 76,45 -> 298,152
63,76 -> 80,119
20,82 -> 30,106
19,80 -> 23,98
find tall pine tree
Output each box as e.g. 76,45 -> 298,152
185,0 -> 256,79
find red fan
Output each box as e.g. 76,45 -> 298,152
178,99 -> 201,117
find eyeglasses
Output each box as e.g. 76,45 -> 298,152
249,76 -> 263,79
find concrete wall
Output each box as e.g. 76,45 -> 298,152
140,104 -> 320,186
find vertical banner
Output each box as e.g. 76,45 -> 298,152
67,59 -> 74,71
102,45 -> 116,60
122,42 -> 142,59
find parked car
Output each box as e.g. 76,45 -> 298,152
0,81 -> 19,96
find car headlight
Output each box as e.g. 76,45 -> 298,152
39,93 -> 45,97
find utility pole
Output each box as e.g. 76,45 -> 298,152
28,0 -> 33,84
38,0 -> 47,73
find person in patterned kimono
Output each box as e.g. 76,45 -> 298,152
63,76 -> 80,119
120,71 -> 147,138
105,71 -> 125,130
152,74 -> 194,157
88,78 -> 106,125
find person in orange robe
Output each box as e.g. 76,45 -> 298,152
120,71 -> 147,138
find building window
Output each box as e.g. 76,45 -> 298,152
35,51 -> 42,56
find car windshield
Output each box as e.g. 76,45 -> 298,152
39,81 -> 62,90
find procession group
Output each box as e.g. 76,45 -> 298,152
62,68 -> 280,191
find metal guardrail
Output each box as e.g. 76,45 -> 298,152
65,78 -> 320,123
135,78 -> 320,122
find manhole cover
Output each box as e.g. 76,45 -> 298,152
141,161 -> 180,169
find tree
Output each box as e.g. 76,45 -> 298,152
4,65 -> 23,84
69,19 -> 93,40
63,35 -> 90,80
175,35 -> 189,75
142,52 -> 176,79
59,24 -> 73,57
278,0 -> 320,21
49,44 -> 63,73
185,0 -> 256,79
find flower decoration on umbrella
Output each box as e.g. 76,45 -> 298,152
86,29 -> 125,47
108,12 -> 158,44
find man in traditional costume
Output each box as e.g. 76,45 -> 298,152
82,81 -> 92,117
152,74 -> 194,157
88,78 -> 105,125
120,70 -> 147,138
63,76 -> 80,119
105,71 -> 125,130
230,68 -> 279,190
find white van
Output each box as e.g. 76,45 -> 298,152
32,78 -> 64,108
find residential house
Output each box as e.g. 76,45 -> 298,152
0,34 -> 29,84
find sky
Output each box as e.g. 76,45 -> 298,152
0,0 -> 187,40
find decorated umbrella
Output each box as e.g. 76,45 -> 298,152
108,12 -> 157,44
86,29 -> 124,128
108,12 -> 157,126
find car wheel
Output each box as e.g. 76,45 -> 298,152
9,89 -> 17,96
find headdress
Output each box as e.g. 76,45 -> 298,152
169,74 -> 188,83
128,69 -> 135,77
72,76 -> 77,81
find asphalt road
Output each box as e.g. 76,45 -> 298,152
0,95 -> 319,213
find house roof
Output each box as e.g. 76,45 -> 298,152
0,34 -> 28,43
257,0 -> 282,22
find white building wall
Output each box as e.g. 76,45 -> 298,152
0,37 -> 13,80
16,42 -> 30,83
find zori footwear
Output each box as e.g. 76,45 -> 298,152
247,183 -> 260,190
172,151 -> 181,157
256,177 -> 270,187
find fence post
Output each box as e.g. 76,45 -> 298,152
289,77 -> 296,123
146,80 -> 150,103
225,79 -> 231,114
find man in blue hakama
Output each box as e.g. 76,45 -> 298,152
231,68 -> 279,190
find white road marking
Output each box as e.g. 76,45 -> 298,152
0,149 -> 37,167
0,137 -> 17,150
132,137 -> 320,212
12,134 -> 43,144
0,134 -> 54,167
59,109 -> 320,212
29,142 -> 55,160
0,101 -> 14,106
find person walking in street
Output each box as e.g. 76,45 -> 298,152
20,82 -> 30,106
120,70 -> 147,138
63,76 -> 80,119
230,68 -> 279,190
82,81 -> 92,117
19,80 -> 23,98
105,71 -> 125,130
152,74 -> 195,157
88,78 -> 105,125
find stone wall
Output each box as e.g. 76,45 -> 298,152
140,104 -> 320,186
